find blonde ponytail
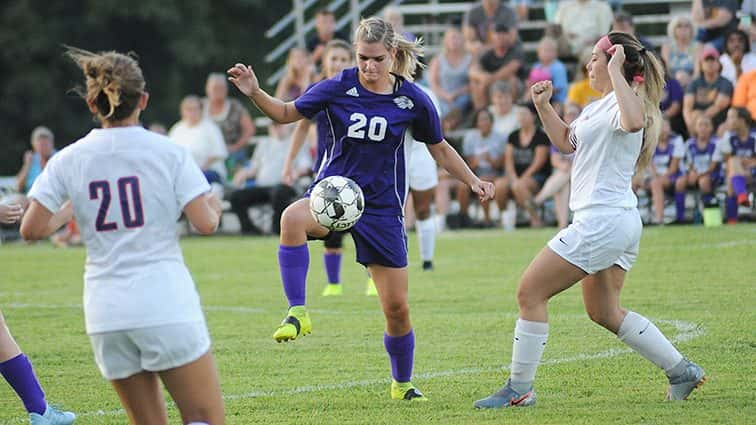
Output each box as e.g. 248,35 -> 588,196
354,16 -> 424,81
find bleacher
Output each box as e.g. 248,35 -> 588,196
264,0 -> 694,83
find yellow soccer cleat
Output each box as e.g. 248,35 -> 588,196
391,380 -> 427,401
321,283 -> 343,296
365,277 -> 378,296
272,306 -> 312,342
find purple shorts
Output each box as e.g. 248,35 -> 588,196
350,214 -> 408,268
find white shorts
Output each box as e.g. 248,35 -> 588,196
547,207 -> 642,274
89,321 -> 211,380
408,142 -> 438,191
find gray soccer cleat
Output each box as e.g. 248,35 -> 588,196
29,404 -> 76,425
666,360 -> 706,401
473,379 -> 536,409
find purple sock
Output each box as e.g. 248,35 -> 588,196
384,330 -> 415,383
0,354 -> 46,415
732,175 -> 747,195
701,193 -> 714,205
278,244 -> 309,307
323,252 -> 342,284
726,196 -> 738,220
674,192 -> 686,221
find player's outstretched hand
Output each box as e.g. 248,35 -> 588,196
531,80 -> 553,106
227,63 -> 260,97
471,179 -> 495,203
0,203 -> 24,224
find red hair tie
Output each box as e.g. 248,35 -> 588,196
633,75 -> 644,84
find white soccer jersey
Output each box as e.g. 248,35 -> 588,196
568,92 -> 643,211
407,84 -> 441,186
28,126 -> 210,334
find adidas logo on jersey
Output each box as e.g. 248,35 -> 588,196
346,87 -> 359,97
393,96 -> 414,110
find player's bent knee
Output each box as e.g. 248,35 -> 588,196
382,301 -> 410,323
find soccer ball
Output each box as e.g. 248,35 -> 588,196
309,176 -> 364,231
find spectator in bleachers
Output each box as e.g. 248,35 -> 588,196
15,126 -> 55,197
683,46 -> 733,135
692,0 -> 739,52
661,58 -> 687,138
429,26 -> 472,118
742,0 -> 756,19
170,95 -> 228,186
543,23 -> 575,61
718,107 -> 756,222
612,10 -> 655,51
720,29 -> 756,86
384,6 -> 415,42
275,47 -> 313,102
469,22 -> 524,110
489,80 -> 522,138
674,115 -> 721,222
661,15 -> 697,88
643,118 -> 685,224
529,103 -> 580,229
732,68 -> 756,118
495,102 -> 551,228
306,9 -> 350,66
566,48 -> 602,108
203,72 -> 255,170
230,124 -> 310,235
458,108 -> 507,226
463,0 -> 519,55
528,37 -> 568,106
555,0 -> 613,56
510,0 -> 529,21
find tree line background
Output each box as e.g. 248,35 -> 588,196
0,0 -> 294,175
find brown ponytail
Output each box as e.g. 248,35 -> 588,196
66,46 -> 145,123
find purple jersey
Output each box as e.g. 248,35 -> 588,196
303,81 -> 333,174
652,141 -> 675,175
685,138 -> 718,174
726,131 -> 756,159
295,67 -> 443,216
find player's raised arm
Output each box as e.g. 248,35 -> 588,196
428,140 -> 495,202
531,80 -> 573,154
227,63 -> 304,124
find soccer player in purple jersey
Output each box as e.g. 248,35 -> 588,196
283,39 -> 353,297
0,204 -> 75,425
674,115 -> 721,222
228,16 -> 495,401
719,107 -> 756,223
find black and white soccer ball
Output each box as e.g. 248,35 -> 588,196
309,176 -> 364,231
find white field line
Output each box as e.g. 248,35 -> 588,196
2,318 -> 704,422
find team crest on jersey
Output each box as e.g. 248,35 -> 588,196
393,96 -> 414,110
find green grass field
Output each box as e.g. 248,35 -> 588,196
1,225 -> 755,424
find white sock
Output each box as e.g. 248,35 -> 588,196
416,217 -> 436,262
186,422 -> 209,425
510,318 -> 549,391
617,311 -> 683,373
